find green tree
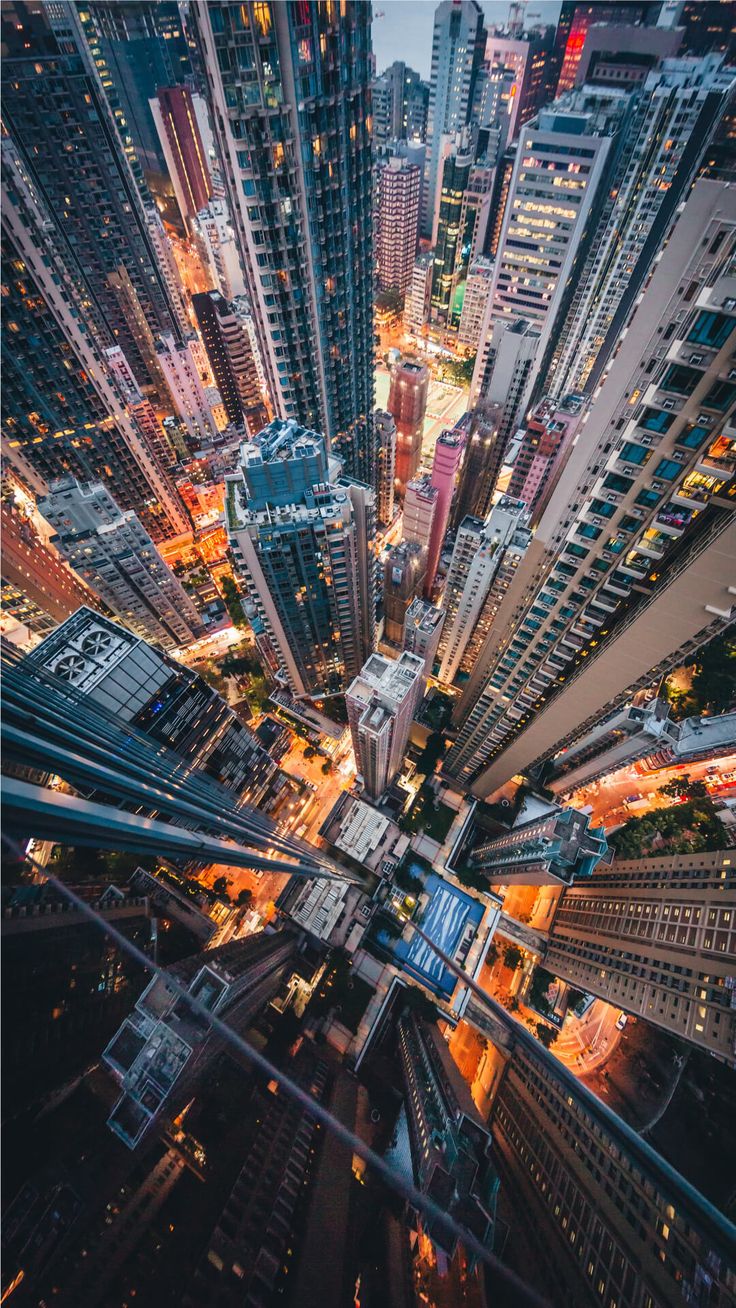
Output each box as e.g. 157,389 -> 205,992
237,888 -> 254,908
212,875 -> 230,898
536,1023 -> 558,1049
691,631 -> 736,713
503,945 -> 523,971
321,760 -> 332,775
415,730 -> 446,777
376,288 -> 403,316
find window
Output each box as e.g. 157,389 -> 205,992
640,406 -> 674,433
636,489 -> 659,508
659,363 -> 701,395
687,310 -> 733,350
675,423 -> 709,449
619,441 -> 651,466
654,458 -> 681,481
603,472 -> 634,494
703,380 -> 736,411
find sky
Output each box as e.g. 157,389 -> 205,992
372,1 -> 563,80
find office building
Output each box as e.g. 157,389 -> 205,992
507,394 -> 586,523
73,1 -> 191,188
425,429 -> 465,596
488,1019 -> 735,1308
193,198 -> 246,302
572,21 -> 684,87
457,257 -> 494,351
190,1 -> 375,485
104,345 -> 180,472
403,475 -> 438,555
375,411 -> 397,526
546,57 -> 735,400
226,421 -> 370,696
0,501 -> 99,644
1,2 -> 185,393
192,292 -> 269,434
444,147 -> 496,331
1,140 -> 190,542
469,800 -> 610,886
156,334 -> 220,447
446,181 -> 736,797
38,479 -> 202,651
346,651 -> 424,800
424,1 -> 487,239
376,156 -> 422,299
470,317 -> 541,453
545,851 -> 736,1063
388,357 -> 429,494
403,598 -> 445,676
471,92 -> 624,427
104,931 -> 297,1147
554,3 -> 656,94
397,1013 -> 498,1256
373,61 -> 429,145
150,84 -> 212,229
479,30 -> 558,142
437,498 -> 531,686
449,406 -> 504,533
404,251 -> 435,336
24,607 -> 279,809
429,130 -> 476,325
336,474 -> 378,667
383,541 -> 427,646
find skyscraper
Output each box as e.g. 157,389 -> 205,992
24,606 -> 280,809
346,651 -> 424,800
155,334 -> 220,448
479,30 -> 558,141
226,420 -> 372,696
457,256 -> 494,352
149,84 -> 213,229
1,140 -> 190,542
396,1012 -> 498,1256
469,801 -> 610,885
373,61 -> 429,145
429,130 -> 476,325
424,0 -> 486,239
0,501 -> 99,644
554,2 -> 654,94
402,597 -> 445,675
404,251 -> 435,338
73,1 -> 191,188
545,850 -> 736,1064
545,57 -> 735,400
507,393 -> 586,523
446,180 -> 736,796
374,410 -> 397,526
190,1 -> 375,484
375,156 -> 422,299
487,1018 -> 735,1308
38,479 -> 203,651
437,498 -> 531,686
450,403 -> 506,530
469,318 -> 541,454
1,2 -> 186,393
388,357 -> 429,494
403,475 -> 438,555
471,91 -> 625,427
425,428 -> 465,596
104,932 -> 297,1148
383,540 -> 427,646
192,291 -> 269,434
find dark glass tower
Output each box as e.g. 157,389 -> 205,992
1,1 -> 185,392
190,1 -> 375,485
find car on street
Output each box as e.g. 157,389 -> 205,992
616,1013 -> 628,1031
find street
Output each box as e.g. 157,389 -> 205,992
567,752 -> 736,827
553,999 -> 625,1075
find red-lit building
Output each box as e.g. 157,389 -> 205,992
152,85 -> 212,226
